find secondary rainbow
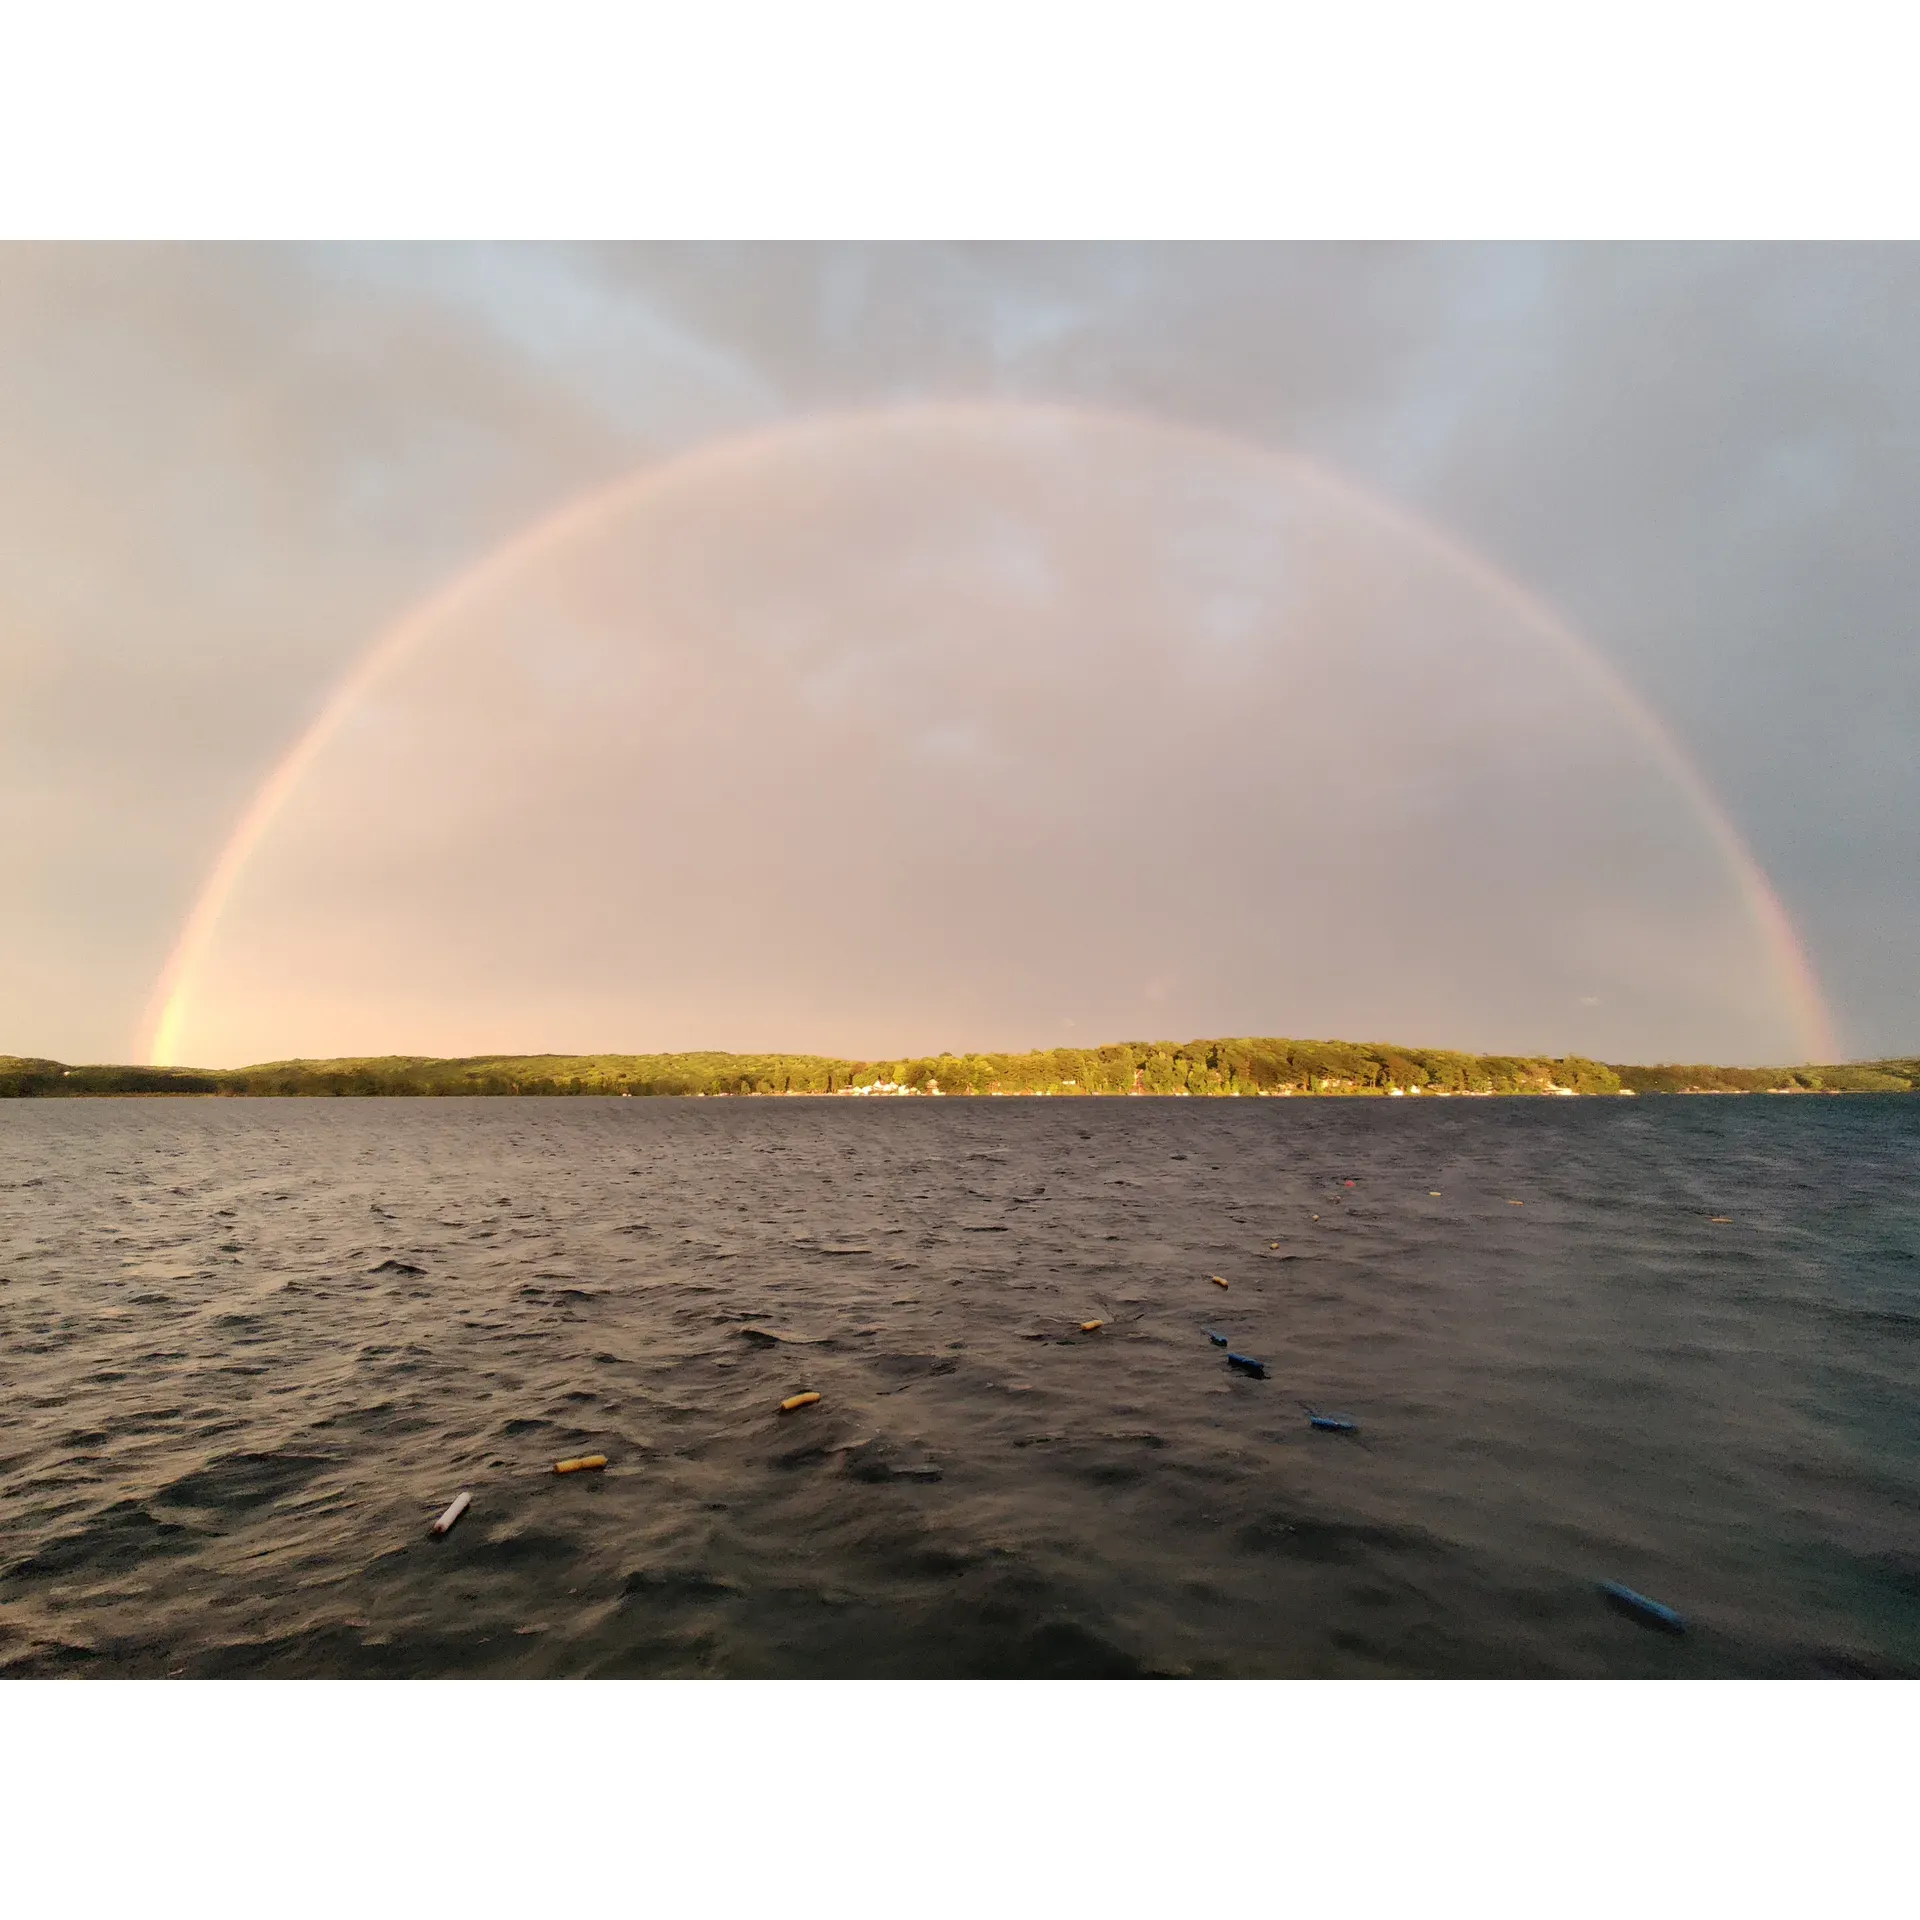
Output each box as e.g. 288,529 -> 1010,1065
142,400 -> 1839,1067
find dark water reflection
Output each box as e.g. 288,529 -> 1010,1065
2,1095 -> 1915,1677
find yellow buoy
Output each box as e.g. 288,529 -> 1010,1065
780,1391 -> 822,1413
429,1490 -> 471,1536
1210,1274 -> 1229,1289
1080,1319 -> 1104,1333
553,1454 -> 608,1475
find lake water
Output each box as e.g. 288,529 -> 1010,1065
2,1095 -> 1915,1677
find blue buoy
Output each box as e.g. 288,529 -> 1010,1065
1600,1581 -> 1686,1635
1307,1412 -> 1357,1433
1205,1330 -> 1229,1347
1226,1352 -> 1268,1378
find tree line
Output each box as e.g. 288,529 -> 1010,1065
5,1041 -> 1916,1098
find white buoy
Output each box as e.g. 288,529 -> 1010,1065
430,1490 -> 471,1537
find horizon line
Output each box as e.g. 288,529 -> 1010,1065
11,1033 -> 1910,1075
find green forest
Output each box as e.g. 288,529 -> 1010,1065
4,1039 -> 1917,1099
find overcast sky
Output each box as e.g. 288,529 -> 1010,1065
4,244 -> 1916,1065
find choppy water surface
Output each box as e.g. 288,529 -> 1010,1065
2,1096 -> 1915,1678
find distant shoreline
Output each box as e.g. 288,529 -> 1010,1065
6,1038 -> 1916,1100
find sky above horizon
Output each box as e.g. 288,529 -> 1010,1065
4,244 -> 1917,1067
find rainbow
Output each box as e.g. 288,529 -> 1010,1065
142,400 -> 1839,1067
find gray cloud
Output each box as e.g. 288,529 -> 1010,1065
4,245 -> 1914,1062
